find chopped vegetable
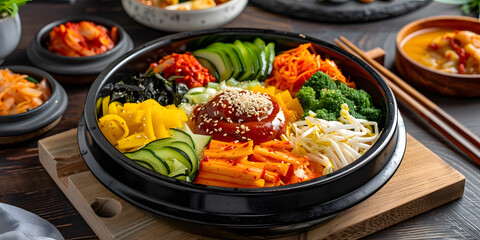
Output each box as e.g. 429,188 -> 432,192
48,21 -> 117,57
196,140 -> 280,188
285,103 -> 381,174
98,99 -> 188,152
151,52 -> 216,88
250,85 -> 304,124
0,69 -> 51,115
195,139 -> 320,187
295,71 -> 384,124
265,42 -> 355,93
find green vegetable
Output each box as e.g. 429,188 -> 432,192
25,76 -> 39,84
103,71 -> 188,107
434,0 -> 480,18
193,38 -> 275,82
0,0 -> 30,18
124,127 -> 211,182
296,71 -> 384,124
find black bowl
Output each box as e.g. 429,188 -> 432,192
0,66 -> 67,144
78,29 -> 404,238
27,15 -> 134,76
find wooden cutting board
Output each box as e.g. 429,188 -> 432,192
38,129 -> 465,240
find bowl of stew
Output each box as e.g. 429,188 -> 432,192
78,28 -> 405,238
395,15 -> 480,97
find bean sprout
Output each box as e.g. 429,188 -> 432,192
284,103 -> 381,175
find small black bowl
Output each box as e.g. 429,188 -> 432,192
78,28 -> 404,238
27,15 -> 134,77
0,66 -> 68,145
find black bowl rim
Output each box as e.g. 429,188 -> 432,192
27,15 -> 134,75
83,28 -> 398,193
0,65 -> 68,136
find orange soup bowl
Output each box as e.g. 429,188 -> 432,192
395,15 -> 480,98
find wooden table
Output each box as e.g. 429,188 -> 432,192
1,0 -> 479,239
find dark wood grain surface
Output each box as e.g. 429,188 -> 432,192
1,0 -> 479,239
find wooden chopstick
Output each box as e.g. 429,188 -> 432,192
334,36 -> 480,165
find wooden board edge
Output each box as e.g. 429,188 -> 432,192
311,176 -> 465,240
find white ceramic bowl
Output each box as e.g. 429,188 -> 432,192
121,0 -> 248,32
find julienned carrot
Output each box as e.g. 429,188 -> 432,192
263,170 -> 280,183
238,157 -> 290,176
0,69 -> 51,115
195,177 -> 261,188
259,140 -> 292,150
208,139 -> 253,150
200,160 -> 264,181
253,145 -> 308,166
196,172 -> 265,187
197,139 -> 316,188
203,146 -> 253,158
265,43 -> 355,93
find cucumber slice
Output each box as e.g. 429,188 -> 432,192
149,145 -> 193,174
253,38 -> 266,49
196,56 -> 220,81
168,158 -> 189,180
142,137 -> 176,150
244,42 -> 267,81
265,42 -> 275,77
207,43 -> 245,80
191,93 -> 209,104
226,78 -> 239,86
193,48 -> 233,81
169,141 -> 199,175
207,82 -> 219,88
187,87 -> 206,95
180,123 -> 212,155
169,128 -> 195,150
192,134 -> 212,157
233,40 -> 256,81
125,149 -> 170,175
204,87 -> 217,97
135,160 -> 155,171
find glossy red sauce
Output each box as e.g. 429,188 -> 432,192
191,89 -> 286,144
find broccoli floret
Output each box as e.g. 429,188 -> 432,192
296,70 -> 385,124
335,81 -> 372,109
313,109 -> 337,121
358,106 -> 384,124
317,89 -> 355,118
303,71 -> 336,90
296,86 -> 319,112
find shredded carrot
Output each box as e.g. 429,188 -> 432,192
0,69 -> 51,116
265,43 -> 355,93
253,145 -> 308,166
195,139 -> 320,188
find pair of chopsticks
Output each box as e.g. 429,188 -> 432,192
334,36 -> 480,165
